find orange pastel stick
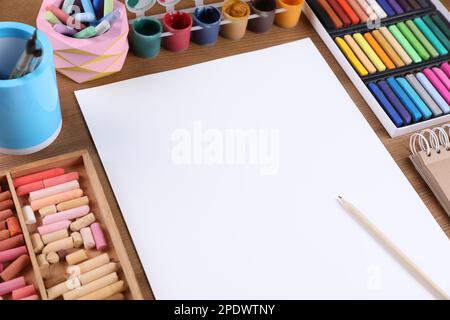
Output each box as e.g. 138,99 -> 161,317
0,191 -> 11,202
336,0 -> 360,25
364,32 -> 396,70
6,217 -> 22,237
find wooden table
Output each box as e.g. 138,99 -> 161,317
1,0 -> 449,300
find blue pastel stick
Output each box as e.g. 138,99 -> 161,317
386,77 -> 422,122
81,0 -> 96,17
378,80 -> 412,124
416,72 -> 450,114
376,0 -> 396,17
93,0 -> 104,19
396,77 -> 432,120
73,12 -> 96,23
368,82 -> 403,127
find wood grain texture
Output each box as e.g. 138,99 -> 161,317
1,0 -> 449,300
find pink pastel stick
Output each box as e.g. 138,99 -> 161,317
90,223 -> 108,251
0,276 -> 25,295
442,62 -> 450,78
12,284 -> 36,300
423,68 -> 450,105
42,205 -> 90,225
19,294 -> 39,300
433,67 -> 450,91
43,172 -> 79,188
29,180 -> 80,202
0,246 -> 27,263
38,220 -> 71,235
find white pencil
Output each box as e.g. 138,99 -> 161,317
337,196 -> 449,300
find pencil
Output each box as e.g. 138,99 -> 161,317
337,196 -> 449,300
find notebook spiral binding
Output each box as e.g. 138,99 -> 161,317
410,124 -> 450,156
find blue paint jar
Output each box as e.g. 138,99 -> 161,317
192,6 -> 222,46
0,22 -> 62,155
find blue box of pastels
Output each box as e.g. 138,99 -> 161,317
304,0 -> 450,137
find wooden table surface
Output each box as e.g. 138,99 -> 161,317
1,0 -> 449,300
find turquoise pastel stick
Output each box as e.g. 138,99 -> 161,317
386,77 -> 422,122
414,17 -> 448,56
423,16 -> 450,51
396,77 -> 432,120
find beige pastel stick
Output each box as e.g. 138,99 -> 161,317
39,205 -> 57,217
44,274 -> 67,289
63,272 -> 118,300
379,26 -> 413,65
46,252 -> 60,264
71,232 -> 83,248
57,196 -> 89,212
77,280 -> 125,300
37,253 -> 50,279
356,0 -> 378,21
69,253 -> 110,275
42,229 -> 69,244
106,293 -> 125,300
42,237 -> 74,254
66,249 -> 88,265
70,213 -> 95,232
30,233 -> 44,254
31,189 -> 83,211
79,262 -> 119,285
343,34 -> 377,74
47,277 -> 81,300
80,227 -> 95,249
29,180 -> 80,202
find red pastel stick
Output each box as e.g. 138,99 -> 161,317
0,209 -> 13,221
336,0 -> 360,25
20,294 -> 39,300
13,168 -> 65,188
0,276 -> 25,296
326,0 -> 352,26
12,284 -> 36,300
43,172 -> 79,188
16,181 -> 45,196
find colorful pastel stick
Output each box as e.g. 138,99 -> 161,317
386,77 -> 422,122
431,15 -> 450,39
378,80 -> 412,124
344,34 -> 377,74
423,16 -> 450,51
74,26 -> 97,39
364,32 -> 395,70
81,0 -> 96,16
371,30 -> 405,67
347,0 -> 368,23
31,189 -> 83,211
374,0 -> 395,17
37,220 -> 71,236
387,0 -> 403,14
423,68 -> 450,105
73,12 -> 96,23
327,0 -> 351,26
396,77 -> 432,119
45,4 -> 86,29
356,0 -> 378,21
380,26 -> 413,65
335,37 -> 368,76
407,0 -> 421,9
44,11 -> 62,26
413,17 -> 448,56
90,223 -> 108,251
405,74 -> 443,117
416,72 -> 450,113
388,25 -> 422,63
93,0 -> 104,19
336,0 -> 360,24
104,0 -> 114,16
29,180 -> 80,202
54,24 -> 77,36
0,246 -> 27,263
353,33 -> 386,72
0,276 -> 26,296
42,205 -> 90,226
442,62 -> 450,78
0,209 -> 13,221
62,0 -> 76,13
397,22 -> 430,60
396,0 -> 412,11
13,168 -> 65,188
368,82 -> 403,127
12,285 -> 36,300
367,0 -> 387,19
405,20 -> 438,58
44,172 -> 79,188
317,0 -> 341,28
433,67 -> 450,91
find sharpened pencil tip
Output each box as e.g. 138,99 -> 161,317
337,196 -> 343,204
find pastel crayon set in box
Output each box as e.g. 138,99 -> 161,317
304,0 -> 450,137
0,150 -> 143,300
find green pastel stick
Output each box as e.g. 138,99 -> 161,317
388,25 -> 422,64
431,15 -> 450,39
423,16 -> 450,51
397,22 -> 430,60
406,20 -> 438,58
414,17 -> 448,56
104,0 -> 114,16
44,11 -> 62,25
74,26 -> 96,39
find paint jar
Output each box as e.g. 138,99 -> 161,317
221,0 -> 250,40
274,0 -> 304,28
132,17 -> 162,58
0,22 -> 62,155
248,0 -> 276,33
192,6 -> 222,45
162,11 -> 192,52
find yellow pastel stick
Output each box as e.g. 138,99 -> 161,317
344,35 -> 377,74
353,33 -> 386,72
335,37 -> 369,76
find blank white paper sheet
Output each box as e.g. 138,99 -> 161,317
76,38 -> 450,299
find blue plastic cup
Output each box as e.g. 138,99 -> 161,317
131,17 -> 162,58
0,22 -> 62,155
192,6 -> 222,46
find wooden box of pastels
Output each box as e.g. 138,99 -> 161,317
0,150 -> 142,300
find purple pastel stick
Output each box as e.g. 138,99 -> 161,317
396,0 -> 412,11
387,0 -> 404,14
53,23 -> 77,36
378,80 -> 412,124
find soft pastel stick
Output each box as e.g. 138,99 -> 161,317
81,0 -> 96,16
44,11 -> 62,26
13,168 -> 65,188
405,20 -> 438,58
387,0 -> 403,14
357,0 -> 378,21
344,34 -> 377,74
431,15 -> 450,39
0,199 -> 13,211
0,230 -> 10,241
0,209 -> 13,221
6,217 -> 21,237
0,255 -> 31,281
93,0 -> 104,19
0,191 -> 11,202
432,67 -> 450,91
415,0 -> 429,7
406,74 -> 443,117
375,0 -> 395,16
37,220 -> 71,236
318,0 -> 341,28
407,0 -> 421,10
45,4 -> 86,29
397,21 -> 430,60
327,0 -> 352,26
62,0 -> 76,13
396,77 -> 432,119
54,24 -> 77,36
353,33 -> 386,72
367,0 -> 387,19
414,17 -> 448,56
72,12 -> 96,23
103,0 -> 114,16
423,16 -> 450,51
20,295 -> 39,300
396,0 -> 412,11
347,0 -> 368,23
90,223 -> 108,251
416,72 -> 450,113
0,246 -> 27,263
368,82 -> 403,127
378,80 -> 412,124
74,26 -> 96,39
80,227 -> 96,249
423,68 -> 450,105
44,172 -> 79,188
0,276 -> 26,295
12,284 -> 36,300
30,188 -> 83,211
16,181 -> 45,196
388,25 -> 422,63
98,9 -> 121,24
42,205 -> 90,225
372,30 -> 405,67
442,62 -> 450,78
0,235 -> 25,252
380,26 -> 413,65
335,37 -> 369,76
336,0 -> 360,24
386,77 -> 422,122
364,32 -> 395,69
29,180 -> 80,202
